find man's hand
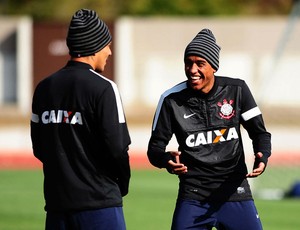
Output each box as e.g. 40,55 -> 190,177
167,151 -> 188,175
246,152 -> 265,178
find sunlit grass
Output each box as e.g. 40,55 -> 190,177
0,169 -> 299,230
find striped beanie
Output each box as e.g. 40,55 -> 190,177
66,9 -> 112,57
184,28 -> 221,70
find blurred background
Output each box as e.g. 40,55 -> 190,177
0,0 -> 300,199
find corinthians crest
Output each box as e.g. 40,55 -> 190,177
217,99 -> 235,119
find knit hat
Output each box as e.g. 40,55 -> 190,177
184,28 -> 221,70
66,9 -> 112,57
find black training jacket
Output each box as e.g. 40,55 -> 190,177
31,61 -> 131,212
148,76 -> 271,202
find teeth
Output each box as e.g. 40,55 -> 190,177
191,76 -> 200,80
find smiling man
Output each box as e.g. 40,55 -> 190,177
147,29 -> 271,230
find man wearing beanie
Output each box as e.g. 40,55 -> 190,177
31,9 -> 131,230
148,28 -> 271,230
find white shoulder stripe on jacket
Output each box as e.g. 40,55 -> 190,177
90,69 -> 126,123
152,81 -> 187,131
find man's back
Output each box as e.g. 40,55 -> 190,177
31,61 -> 130,212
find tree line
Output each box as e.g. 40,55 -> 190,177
0,0 -> 293,21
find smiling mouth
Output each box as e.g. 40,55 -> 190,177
189,76 -> 203,83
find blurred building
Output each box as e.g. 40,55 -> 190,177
0,17 -> 114,125
0,16 -> 32,121
0,16 -> 299,126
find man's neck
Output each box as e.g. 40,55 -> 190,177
71,56 -> 95,69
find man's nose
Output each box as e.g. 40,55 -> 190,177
190,63 -> 198,73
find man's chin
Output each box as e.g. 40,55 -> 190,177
188,82 -> 201,91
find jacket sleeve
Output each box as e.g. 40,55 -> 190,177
98,84 -> 131,196
30,87 -> 43,162
147,97 -> 175,169
240,81 -> 271,166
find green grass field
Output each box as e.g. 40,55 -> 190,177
0,169 -> 299,230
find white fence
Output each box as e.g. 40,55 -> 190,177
115,16 -> 300,110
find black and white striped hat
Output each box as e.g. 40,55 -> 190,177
66,9 -> 112,57
184,28 -> 221,71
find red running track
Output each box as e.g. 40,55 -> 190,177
0,151 -> 300,170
